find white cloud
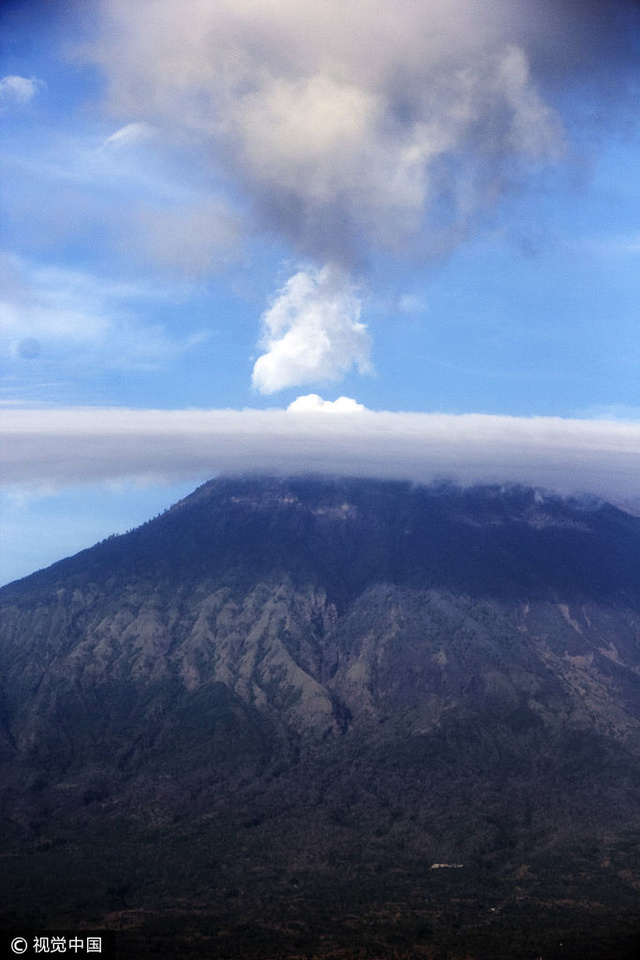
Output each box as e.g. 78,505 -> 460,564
287,394 -> 366,413
252,266 -> 372,393
103,121 -> 155,148
0,75 -> 44,104
2,407 -> 640,504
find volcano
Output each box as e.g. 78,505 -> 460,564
1,476 -> 640,958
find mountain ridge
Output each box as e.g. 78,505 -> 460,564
1,475 -> 640,958
5,475 -> 640,602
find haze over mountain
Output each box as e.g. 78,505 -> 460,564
2,475 -> 640,958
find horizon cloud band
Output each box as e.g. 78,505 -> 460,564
2,407 -> 640,502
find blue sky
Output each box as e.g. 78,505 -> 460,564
1,0 -> 639,584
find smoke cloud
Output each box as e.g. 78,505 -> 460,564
252,267 -> 371,393
86,0 -> 639,390
287,394 -> 366,413
90,0 -> 638,259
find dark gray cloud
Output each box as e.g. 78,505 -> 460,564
88,0 -> 638,268
7,1 -> 637,398
82,1 -> 639,392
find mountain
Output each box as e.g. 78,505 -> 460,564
1,476 -> 640,959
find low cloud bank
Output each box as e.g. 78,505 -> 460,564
2,407 -> 640,503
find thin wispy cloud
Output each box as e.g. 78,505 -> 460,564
102,121 -> 155,148
0,254 -> 206,373
0,74 -> 44,104
1,114 -> 239,279
584,233 -> 640,259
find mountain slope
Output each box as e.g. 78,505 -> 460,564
1,476 -> 640,959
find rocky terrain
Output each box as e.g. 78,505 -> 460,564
1,476 -> 640,958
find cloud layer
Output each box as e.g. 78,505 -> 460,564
3,406 -> 640,503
